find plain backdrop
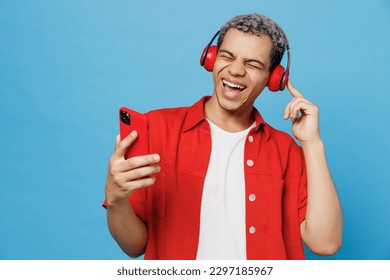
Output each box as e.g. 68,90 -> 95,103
0,0 -> 389,260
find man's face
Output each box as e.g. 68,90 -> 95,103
212,28 -> 273,114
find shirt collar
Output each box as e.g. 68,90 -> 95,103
252,107 -> 270,141
183,96 -> 270,141
182,96 -> 210,132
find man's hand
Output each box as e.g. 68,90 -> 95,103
283,80 -> 321,145
105,131 -> 161,207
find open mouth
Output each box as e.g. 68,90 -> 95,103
222,79 -> 246,91
222,79 -> 246,99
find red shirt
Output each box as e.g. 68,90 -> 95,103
123,96 -> 307,259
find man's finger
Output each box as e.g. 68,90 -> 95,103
125,176 -> 157,192
121,164 -> 161,182
284,97 -> 313,120
283,99 -> 294,120
115,134 -> 121,149
287,80 -> 304,98
115,130 -> 138,158
116,153 -> 160,173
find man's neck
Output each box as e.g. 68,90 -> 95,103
204,97 -> 255,133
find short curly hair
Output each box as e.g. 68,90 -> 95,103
217,13 -> 288,72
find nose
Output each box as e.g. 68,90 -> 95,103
228,58 -> 246,77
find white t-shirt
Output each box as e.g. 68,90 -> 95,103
196,120 -> 255,260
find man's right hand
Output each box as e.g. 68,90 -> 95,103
105,130 -> 161,207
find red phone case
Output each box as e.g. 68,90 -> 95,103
119,107 -> 149,159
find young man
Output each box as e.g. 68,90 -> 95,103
104,14 -> 343,259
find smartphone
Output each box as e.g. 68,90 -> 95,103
119,107 -> 149,159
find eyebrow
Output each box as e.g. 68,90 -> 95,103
219,49 -> 266,69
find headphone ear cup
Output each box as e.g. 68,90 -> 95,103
201,45 -> 218,72
279,70 -> 289,91
268,65 -> 285,92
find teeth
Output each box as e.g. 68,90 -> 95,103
223,80 -> 245,90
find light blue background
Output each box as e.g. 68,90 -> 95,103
1,0 -> 389,260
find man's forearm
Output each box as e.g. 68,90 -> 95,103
300,140 -> 343,255
107,200 -> 148,258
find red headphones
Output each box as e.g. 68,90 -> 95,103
200,30 -> 291,92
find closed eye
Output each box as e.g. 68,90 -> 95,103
245,59 -> 265,71
246,62 -> 264,71
219,50 -> 234,60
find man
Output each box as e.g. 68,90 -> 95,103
104,14 -> 343,259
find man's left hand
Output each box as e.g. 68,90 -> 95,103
283,80 -> 321,144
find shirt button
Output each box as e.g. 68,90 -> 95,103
246,159 -> 254,167
249,194 -> 256,202
249,226 -> 256,234
248,135 -> 254,142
